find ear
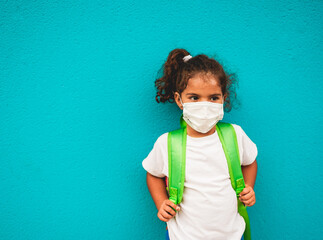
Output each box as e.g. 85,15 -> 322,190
174,92 -> 183,110
223,94 -> 227,103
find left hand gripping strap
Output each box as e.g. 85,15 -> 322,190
216,122 -> 251,240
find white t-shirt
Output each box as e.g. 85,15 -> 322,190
142,124 -> 258,240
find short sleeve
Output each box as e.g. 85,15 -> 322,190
232,124 -> 258,166
142,132 -> 168,178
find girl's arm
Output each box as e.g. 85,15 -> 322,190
146,172 -> 169,210
239,159 -> 257,206
146,172 -> 180,222
241,159 -> 258,188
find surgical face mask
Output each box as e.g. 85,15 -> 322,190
179,97 -> 224,133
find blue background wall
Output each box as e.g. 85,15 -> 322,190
1,1 -> 322,239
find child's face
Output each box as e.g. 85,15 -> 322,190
175,73 -> 224,110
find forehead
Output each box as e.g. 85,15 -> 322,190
185,73 -> 222,93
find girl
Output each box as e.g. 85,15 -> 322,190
142,49 -> 258,240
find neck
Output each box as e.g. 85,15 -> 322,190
186,125 -> 216,138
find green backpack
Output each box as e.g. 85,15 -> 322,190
166,116 -> 251,240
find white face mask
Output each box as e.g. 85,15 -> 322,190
179,97 -> 224,133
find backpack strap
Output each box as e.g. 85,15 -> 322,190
215,122 -> 251,240
167,127 -> 187,205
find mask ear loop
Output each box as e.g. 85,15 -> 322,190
179,96 -> 184,106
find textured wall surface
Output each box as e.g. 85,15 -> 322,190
1,1 -> 322,239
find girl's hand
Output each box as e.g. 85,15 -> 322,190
239,184 -> 256,207
157,199 -> 180,222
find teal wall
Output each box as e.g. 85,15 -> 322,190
1,1 -> 322,239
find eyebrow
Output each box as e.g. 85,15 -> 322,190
186,93 -> 222,96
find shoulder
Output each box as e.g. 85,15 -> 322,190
142,132 -> 169,177
148,132 -> 169,154
153,132 -> 169,147
228,122 -> 258,165
227,122 -> 253,141
229,123 -> 255,141
230,123 -> 244,135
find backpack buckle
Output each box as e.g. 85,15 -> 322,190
169,187 -> 178,205
236,178 -> 245,196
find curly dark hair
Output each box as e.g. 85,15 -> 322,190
155,48 -> 239,112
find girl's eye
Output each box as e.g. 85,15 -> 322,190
190,96 -> 199,100
211,97 -> 219,101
